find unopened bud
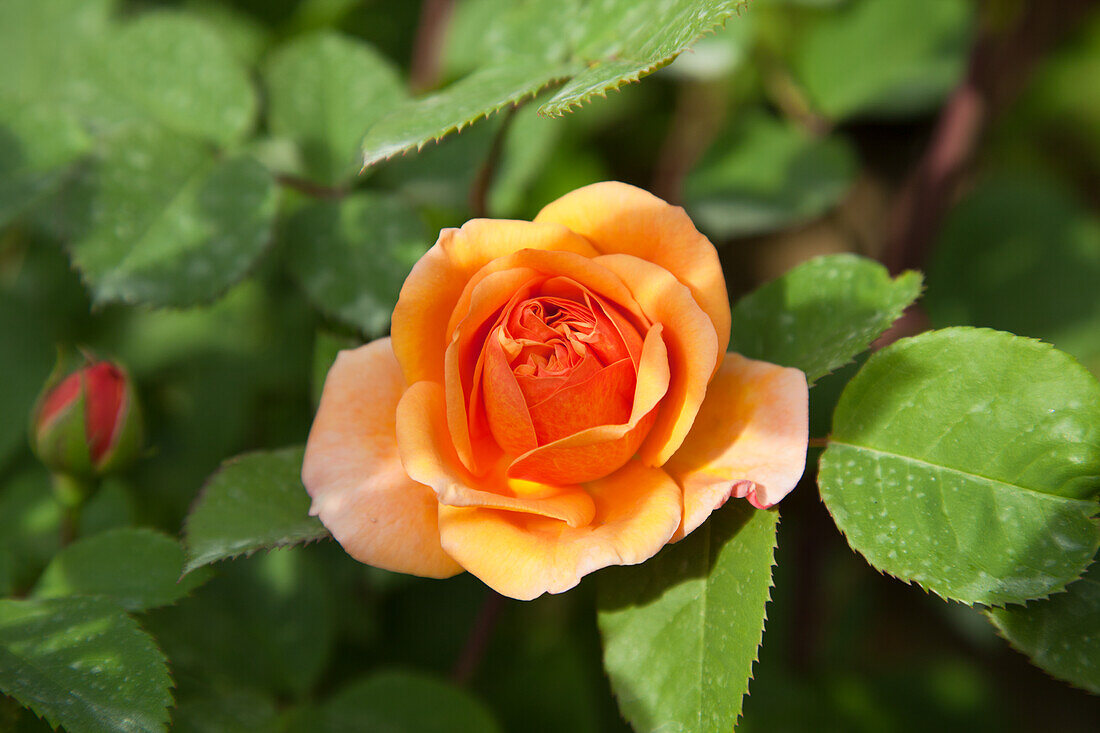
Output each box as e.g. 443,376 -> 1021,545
32,359 -> 143,478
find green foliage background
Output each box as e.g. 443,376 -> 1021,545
2,0 -> 1099,731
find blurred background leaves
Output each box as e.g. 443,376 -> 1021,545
1,0 -> 1099,731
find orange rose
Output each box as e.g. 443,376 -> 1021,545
303,182 -> 808,600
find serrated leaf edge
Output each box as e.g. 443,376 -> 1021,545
982,575 -> 1100,695
816,446 -> 1100,608
181,446 -> 328,576
0,596 -> 175,733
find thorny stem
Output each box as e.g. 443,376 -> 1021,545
276,174 -> 346,200
882,0 -> 1097,275
410,0 -> 455,93
451,590 -> 506,685
469,104 -> 522,218
652,79 -> 728,204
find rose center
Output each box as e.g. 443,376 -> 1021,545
480,279 -> 645,456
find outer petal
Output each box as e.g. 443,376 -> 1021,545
535,181 -> 730,359
595,254 -> 720,466
397,380 -> 597,528
437,460 -> 683,600
302,339 -> 461,578
664,353 -> 809,541
392,220 -> 598,385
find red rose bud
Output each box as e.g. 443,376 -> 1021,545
32,360 -> 143,478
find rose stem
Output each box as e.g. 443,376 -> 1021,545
469,103 -> 521,218
409,0 -> 455,93
882,0 -> 1095,276
451,590 -> 506,685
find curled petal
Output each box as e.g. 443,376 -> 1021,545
508,325 -> 669,484
393,220 -> 598,386
665,353 -> 809,540
535,181 -> 730,359
397,380 -> 597,528
446,268 -> 541,474
438,460 -> 684,600
302,339 -> 461,578
595,254 -> 720,466
447,247 -> 650,338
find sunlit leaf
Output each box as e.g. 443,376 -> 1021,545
598,501 -> 778,733
0,596 -> 172,733
184,447 -> 326,574
363,0 -> 749,165
265,31 -> 406,185
819,328 -> 1100,605
63,124 -> 278,308
102,11 -> 257,145
730,254 -> 922,383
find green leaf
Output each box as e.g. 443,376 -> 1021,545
102,11 -> 257,145
539,0 -> 751,116
0,551 -> 13,598
265,31 -> 406,185
285,193 -> 429,336
363,0 -> 748,165
793,0 -> 973,120
0,0 -> 118,124
0,469 -> 62,590
33,528 -> 206,612
147,547 -> 336,698
487,102 -> 564,217
362,60 -> 580,167
926,178 -> 1100,376
309,671 -> 502,733
986,559 -> 1100,694
78,479 -> 136,537
0,596 -> 172,733
63,124 -> 278,308
819,328 -> 1100,606
729,254 -> 923,383
684,111 -> 857,238
171,687 -> 279,733
0,103 -> 90,227
183,446 -> 326,574
598,501 -> 778,733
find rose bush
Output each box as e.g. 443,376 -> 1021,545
303,182 -> 808,600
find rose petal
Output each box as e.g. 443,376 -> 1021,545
483,328 -> 539,456
448,248 -> 650,339
393,220 -> 598,386
507,325 -> 669,484
535,181 -> 730,360
527,357 -> 635,443
397,380 -> 597,528
437,460 -> 684,600
594,254 -> 720,466
665,352 -> 809,540
446,250 -> 651,475
302,339 -> 461,578
446,269 -> 541,474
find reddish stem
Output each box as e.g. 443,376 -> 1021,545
451,591 -> 506,685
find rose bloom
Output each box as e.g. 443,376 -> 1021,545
303,182 -> 808,600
